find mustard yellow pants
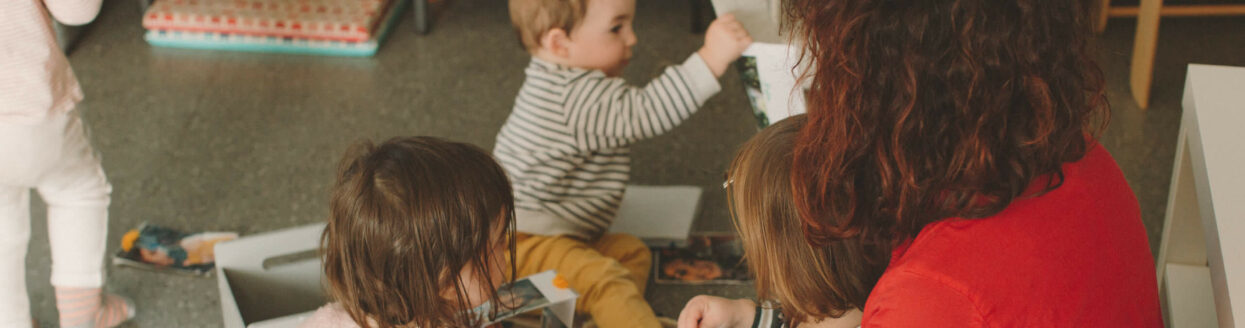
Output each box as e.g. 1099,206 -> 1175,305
514,233 -> 659,328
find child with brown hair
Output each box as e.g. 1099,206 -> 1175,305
497,0 -> 751,326
300,136 -> 517,328
678,115 -> 886,328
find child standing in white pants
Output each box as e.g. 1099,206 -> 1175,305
1,1 -> 135,327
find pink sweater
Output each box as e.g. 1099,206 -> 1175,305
299,303 -> 370,328
1,0 -> 101,124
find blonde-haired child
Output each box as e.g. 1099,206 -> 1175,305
679,115 -> 879,328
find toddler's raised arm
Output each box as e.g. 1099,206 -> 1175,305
565,53 -> 721,150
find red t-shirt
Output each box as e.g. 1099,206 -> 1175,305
861,143 -> 1162,327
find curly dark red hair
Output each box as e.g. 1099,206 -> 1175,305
785,0 -> 1109,254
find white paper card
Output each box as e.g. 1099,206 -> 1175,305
744,42 -> 808,124
527,270 -> 578,327
709,0 -> 784,44
710,0 -> 809,127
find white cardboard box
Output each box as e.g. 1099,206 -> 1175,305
215,224 -> 327,328
609,185 -> 704,247
214,224 -> 580,328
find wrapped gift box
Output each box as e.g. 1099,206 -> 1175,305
143,0 -> 393,42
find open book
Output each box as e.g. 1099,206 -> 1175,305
476,270 -> 578,327
712,0 -> 809,128
653,233 -> 752,285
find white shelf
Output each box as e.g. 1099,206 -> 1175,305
1166,263 -> 1219,327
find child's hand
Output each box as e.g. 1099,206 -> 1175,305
677,295 -> 756,328
697,14 -> 753,78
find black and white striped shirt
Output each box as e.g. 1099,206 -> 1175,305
754,306 -> 786,328
494,54 -> 720,239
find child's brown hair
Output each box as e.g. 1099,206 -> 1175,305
322,136 -> 517,328
508,0 -> 589,52
726,115 -> 888,325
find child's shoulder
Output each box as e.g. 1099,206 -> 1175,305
298,303 -> 365,328
525,58 -> 611,86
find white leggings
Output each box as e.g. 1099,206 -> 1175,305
0,111 -> 111,327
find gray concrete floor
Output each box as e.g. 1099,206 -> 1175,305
20,0 -> 1245,326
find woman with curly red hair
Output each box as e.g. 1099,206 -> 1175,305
678,0 -> 1162,326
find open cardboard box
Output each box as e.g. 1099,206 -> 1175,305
211,185 -> 694,327
213,224 -> 579,328
609,185 -> 704,247
215,223 -> 327,328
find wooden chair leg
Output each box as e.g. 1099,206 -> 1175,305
1129,0 -> 1163,109
413,0 -> 429,35
1096,0 -> 1111,33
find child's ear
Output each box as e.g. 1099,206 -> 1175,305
541,28 -> 573,59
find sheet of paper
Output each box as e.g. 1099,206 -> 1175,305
712,0 -> 809,127
744,42 -> 808,124
528,271 -> 578,327
710,0 -> 784,44
609,185 -> 704,245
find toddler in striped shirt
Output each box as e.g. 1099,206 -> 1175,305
496,0 -> 751,326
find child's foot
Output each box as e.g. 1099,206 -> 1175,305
54,287 -> 136,328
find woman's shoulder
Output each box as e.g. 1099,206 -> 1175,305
864,141 -> 1159,326
892,141 -> 1142,274
906,141 -> 1134,255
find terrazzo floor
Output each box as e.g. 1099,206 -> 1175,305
19,0 -> 1245,326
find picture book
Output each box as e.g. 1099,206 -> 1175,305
476,270 -> 578,327
113,223 -> 238,277
712,0 -> 810,128
652,233 -> 752,285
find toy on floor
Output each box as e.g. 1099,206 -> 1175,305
114,223 -> 238,276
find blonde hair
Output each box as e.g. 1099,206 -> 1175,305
508,0 -> 590,52
727,115 -> 887,325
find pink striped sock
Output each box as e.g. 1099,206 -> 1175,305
54,287 -> 134,328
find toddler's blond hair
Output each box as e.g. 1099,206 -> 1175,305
509,0 -> 590,52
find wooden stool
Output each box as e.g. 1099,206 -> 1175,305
1096,0 -> 1245,109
